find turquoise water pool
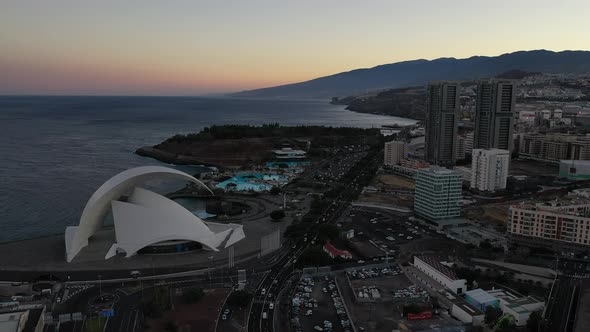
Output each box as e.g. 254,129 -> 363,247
215,173 -> 289,191
265,161 -> 311,168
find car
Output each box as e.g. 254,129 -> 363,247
262,312 -> 268,319
371,221 -> 377,224
208,255 -> 214,260
56,297 -> 61,303
261,288 -> 266,295
269,302 -> 274,310
224,309 -> 230,315
314,326 -> 323,331
273,279 -> 278,284
387,228 -> 392,231
386,236 -> 394,241
292,244 -> 297,249
398,233 -> 404,237
407,236 -> 413,240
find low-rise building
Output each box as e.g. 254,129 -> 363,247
519,133 -> 590,163
271,147 -> 306,159
464,288 -> 500,312
413,255 -> 467,294
323,241 -> 352,259
508,196 -> 590,252
0,307 -> 45,332
559,160 -> 590,180
486,288 -> 544,326
400,158 -> 430,170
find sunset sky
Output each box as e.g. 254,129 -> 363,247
1,0 -> 589,95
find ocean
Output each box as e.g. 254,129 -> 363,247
0,96 -> 416,242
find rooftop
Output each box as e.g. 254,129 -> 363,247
465,288 -> 498,304
324,241 -> 352,258
418,166 -> 461,176
415,255 -> 460,281
510,196 -> 590,216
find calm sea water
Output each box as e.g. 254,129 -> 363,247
0,96 -> 416,242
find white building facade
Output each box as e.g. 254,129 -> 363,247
413,255 -> 467,294
508,198 -> 590,252
470,148 -> 510,192
384,141 -> 406,166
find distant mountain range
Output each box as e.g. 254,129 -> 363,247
232,50 -> 590,98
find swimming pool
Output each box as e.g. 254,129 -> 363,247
215,173 -> 289,191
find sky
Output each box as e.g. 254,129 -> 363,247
1,0 -> 589,96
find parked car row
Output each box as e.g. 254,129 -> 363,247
346,265 -> 401,280
392,284 -> 429,300
290,276 -> 353,332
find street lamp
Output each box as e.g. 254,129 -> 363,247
98,275 -> 102,301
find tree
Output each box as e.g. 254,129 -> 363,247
226,290 -> 253,308
526,311 -> 542,332
270,210 -> 285,220
142,285 -> 171,318
182,287 -> 204,304
317,224 -> 340,242
485,306 -> 500,325
165,320 -> 178,332
297,247 -> 334,267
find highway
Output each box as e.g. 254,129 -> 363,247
247,151 -> 378,332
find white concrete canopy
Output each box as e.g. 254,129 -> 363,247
65,166 -> 215,262
106,187 -> 244,259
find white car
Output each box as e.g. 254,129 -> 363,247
269,302 -> 274,310
261,288 -> 266,295
222,314 -> 227,320
407,236 -> 413,240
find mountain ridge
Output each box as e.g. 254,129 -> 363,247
232,50 -> 590,98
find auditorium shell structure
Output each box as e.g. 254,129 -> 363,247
65,166 -> 245,262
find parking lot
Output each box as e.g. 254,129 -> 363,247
343,207 -> 439,258
290,275 -> 352,332
345,265 -> 428,303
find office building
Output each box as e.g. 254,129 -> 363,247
384,140 -> 406,166
474,80 -> 516,152
470,149 -> 510,192
415,166 -> 462,221
508,196 -> 590,252
425,82 -> 460,166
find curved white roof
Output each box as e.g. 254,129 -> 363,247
65,166 -> 214,262
107,188 -> 226,258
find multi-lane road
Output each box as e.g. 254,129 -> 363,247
247,153 -> 377,332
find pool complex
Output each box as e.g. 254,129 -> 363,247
215,173 -> 289,191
